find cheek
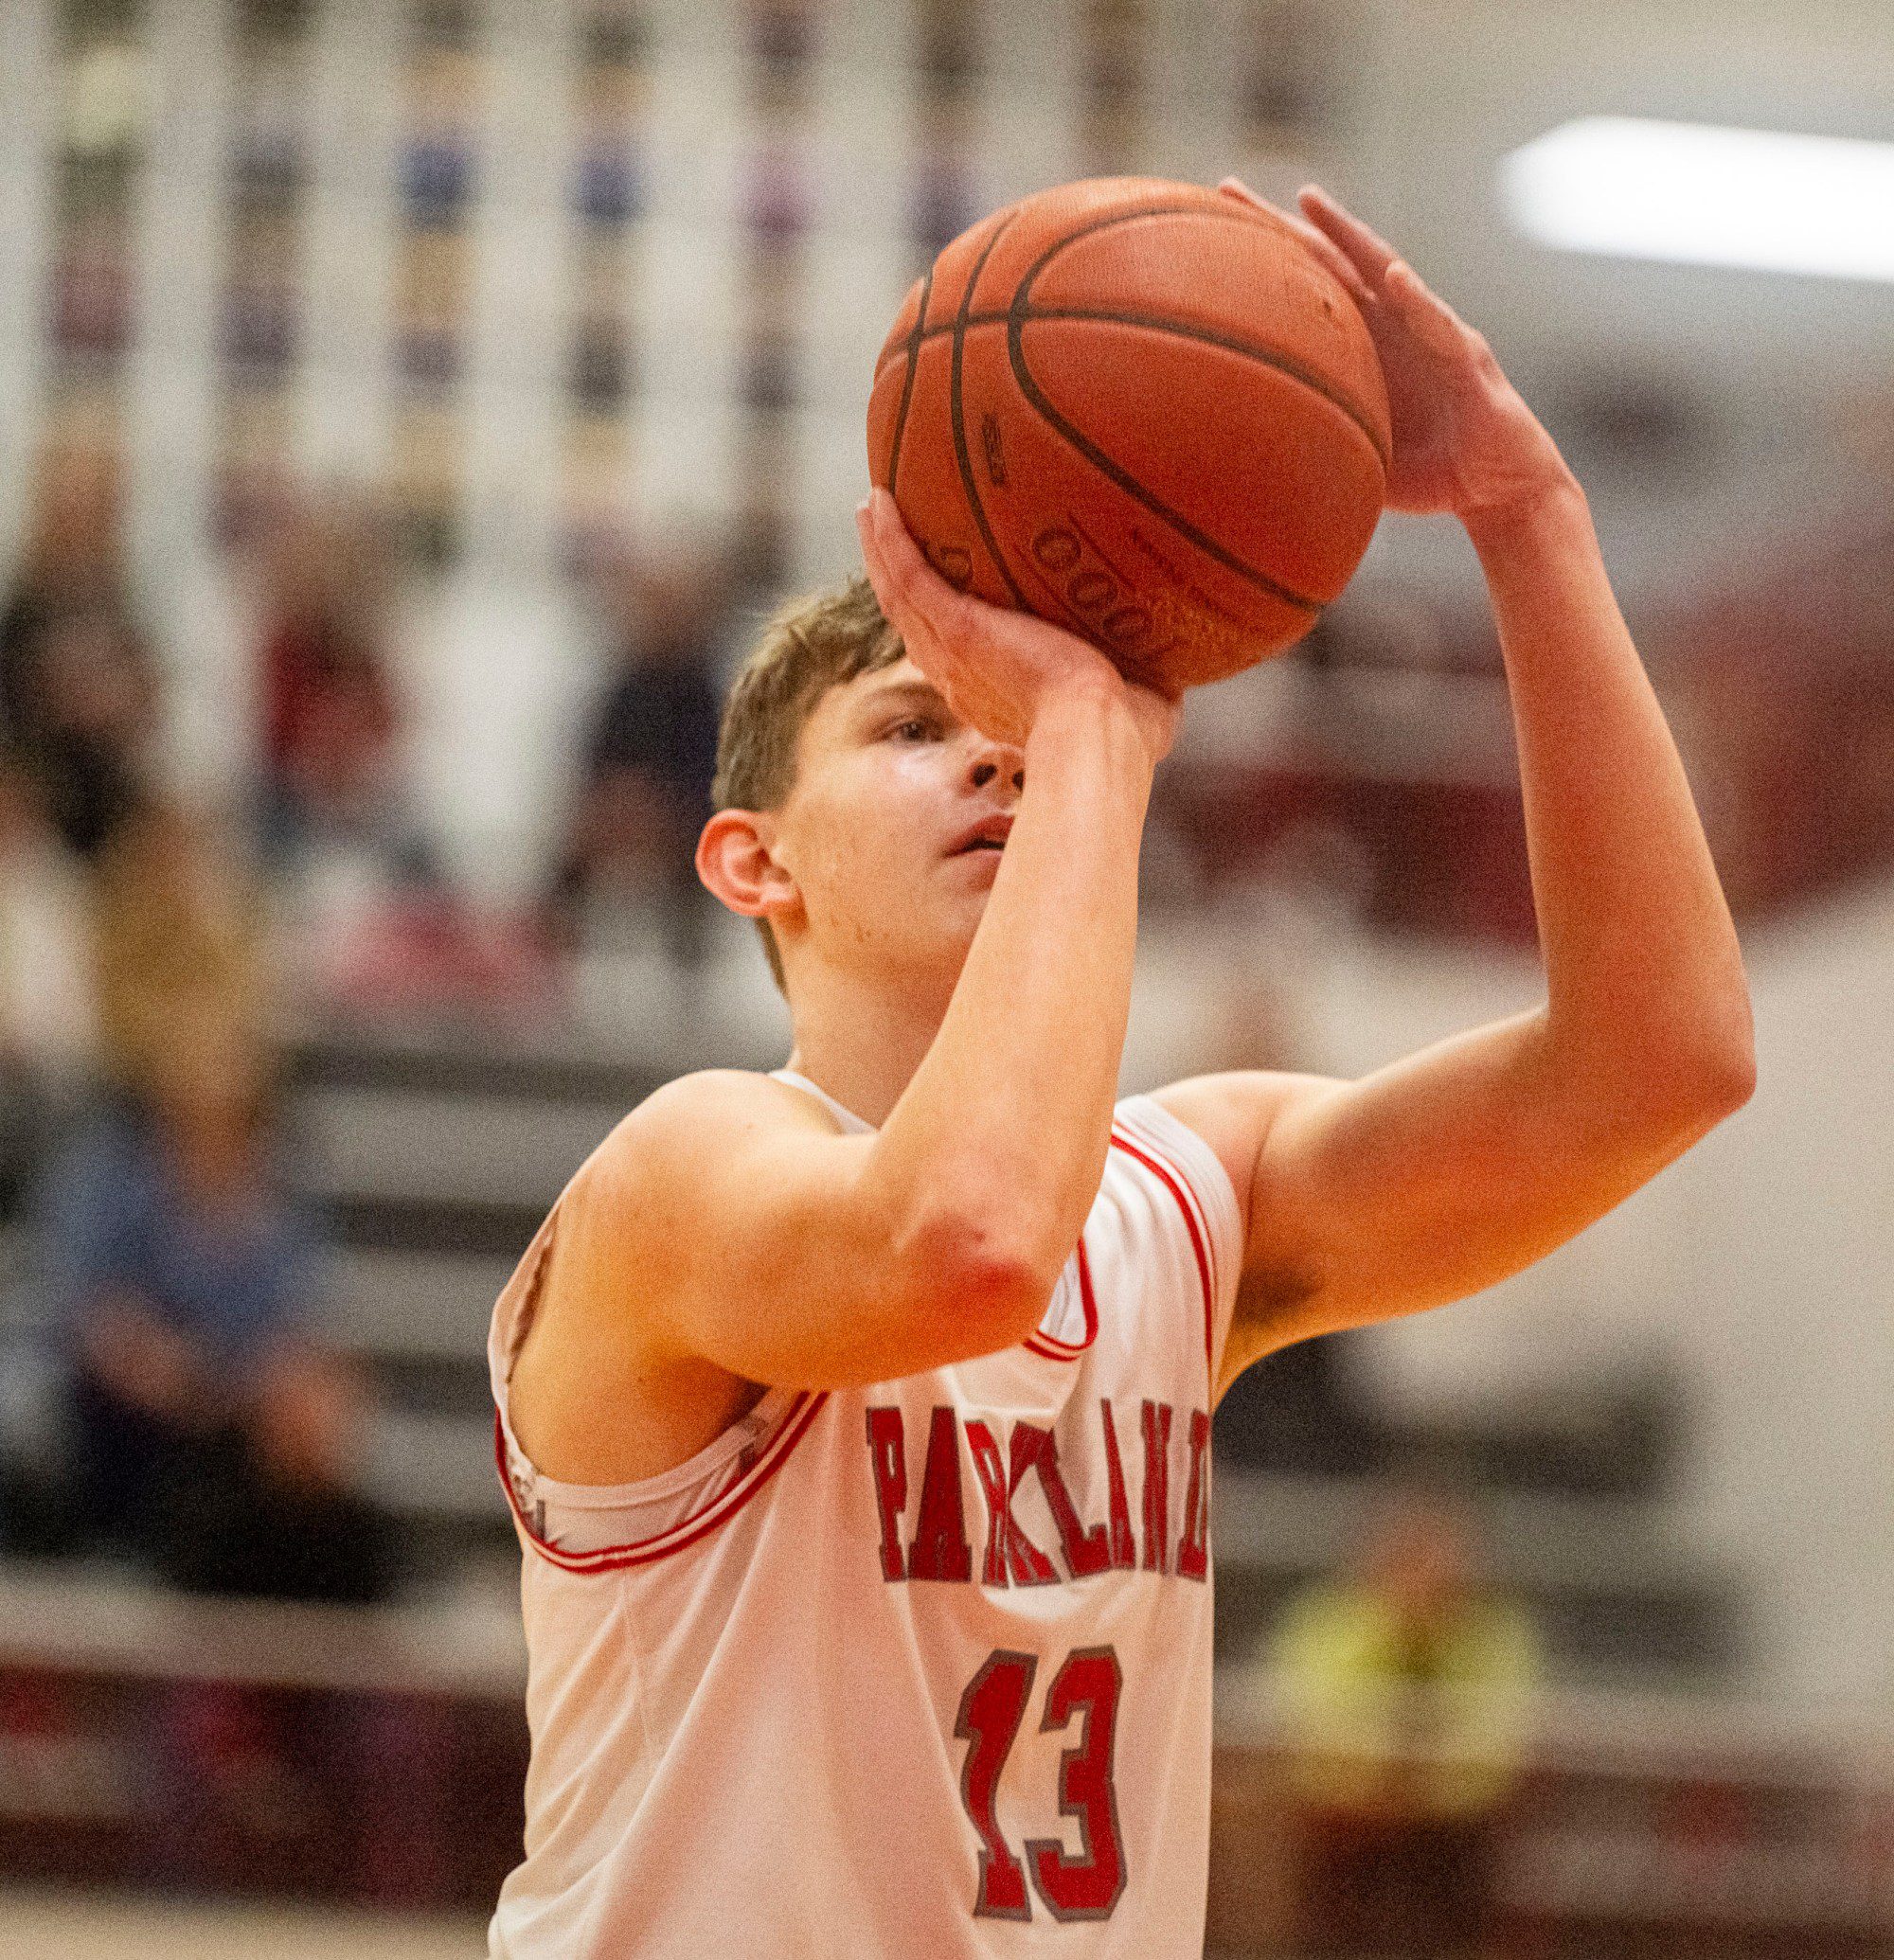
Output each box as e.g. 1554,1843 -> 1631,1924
795,756 -> 944,913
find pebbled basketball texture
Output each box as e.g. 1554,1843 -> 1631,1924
867,176 -> 1391,692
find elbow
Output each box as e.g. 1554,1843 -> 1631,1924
1630,1021 -> 1757,1139
1552,997 -> 1756,1153
1706,1035 -> 1757,1117
1680,988 -> 1759,1122
952,1246 -> 1058,1349
894,1208 -> 1058,1353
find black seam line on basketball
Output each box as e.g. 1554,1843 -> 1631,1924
875,305 -> 1388,474
950,216 -> 1031,612
1008,204 -> 1345,615
1021,309 -> 1389,472
1004,310 -> 1323,617
885,262 -> 933,491
1009,200 -> 1391,471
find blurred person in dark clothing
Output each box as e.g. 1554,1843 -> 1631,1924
1269,1490 -> 1541,1956
36,1025 -> 396,1603
0,438 -> 159,866
252,490 -> 435,888
547,538 -> 730,966
0,437 -> 134,728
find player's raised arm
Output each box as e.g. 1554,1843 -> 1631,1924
849,491 -> 1182,1299
556,494 -> 1179,1392
1161,185 -> 1755,1390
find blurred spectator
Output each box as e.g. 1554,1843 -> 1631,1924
34,1025 -> 395,1603
547,538 -> 731,966
252,490 -> 435,889
1269,1489 -> 1541,1956
0,766 -> 95,1212
91,800 -> 271,1102
0,438 -> 159,866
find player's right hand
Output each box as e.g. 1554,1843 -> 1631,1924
1218,179 -> 1575,529
856,489 -> 1181,768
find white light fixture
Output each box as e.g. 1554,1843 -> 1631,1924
1500,116 -> 1894,283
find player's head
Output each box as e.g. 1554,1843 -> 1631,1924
698,577 -> 1024,1006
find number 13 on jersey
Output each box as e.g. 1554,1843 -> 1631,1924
955,1645 -> 1127,1921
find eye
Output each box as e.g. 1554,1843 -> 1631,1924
888,716 -> 937,742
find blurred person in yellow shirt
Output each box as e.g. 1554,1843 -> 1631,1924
1272,1488 -> 1541,1955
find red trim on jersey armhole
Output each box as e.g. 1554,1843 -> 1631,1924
1023,1236 -> 1099,1362
1109,1128 -> 1216,1379
493,1390 -> 831,1577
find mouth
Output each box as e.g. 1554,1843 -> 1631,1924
949,816 -> 1014,857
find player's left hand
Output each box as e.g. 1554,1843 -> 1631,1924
1219,178 -> 1578,527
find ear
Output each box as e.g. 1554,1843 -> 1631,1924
696,808 -> 799,930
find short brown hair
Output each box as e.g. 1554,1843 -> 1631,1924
712,575 -> 905,988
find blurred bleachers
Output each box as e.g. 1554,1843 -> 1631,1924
0,1013 -> 1751,1693
4,1013 -> 1885,1948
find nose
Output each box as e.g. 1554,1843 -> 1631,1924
969,741 -> 1025,796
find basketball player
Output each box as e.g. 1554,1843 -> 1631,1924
488,186 -> 1753,1956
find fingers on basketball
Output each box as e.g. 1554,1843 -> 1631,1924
1218,177 -> 1373,307
1296,186 -> 1401,293
854,504 -> 910,634
861,493 -> 960,654
1385,260 -> 1478,360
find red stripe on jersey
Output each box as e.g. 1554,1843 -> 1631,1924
1022,1236 -> 1099,1362
1109,1128 -> 1216,1380
1131,1127 -> 1223,1316
494,1390 -> 830,1576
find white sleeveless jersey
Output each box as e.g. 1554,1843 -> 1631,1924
487,1073 -> 1243,1958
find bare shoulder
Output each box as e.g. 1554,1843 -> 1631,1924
513,1071 -> 840,1479
579,1067 -> 846,1203
549,1069 -> 849,1313
1147,1069 -> 1336,1215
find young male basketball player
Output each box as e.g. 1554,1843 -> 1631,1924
488,186 -> 1752,1957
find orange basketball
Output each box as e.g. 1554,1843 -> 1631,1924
867,177 -> 1391,692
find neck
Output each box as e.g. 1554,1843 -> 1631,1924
781,952 -> 957,1129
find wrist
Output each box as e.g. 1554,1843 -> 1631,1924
1459,471 -> 1588,555
1026,675 -> 1158,777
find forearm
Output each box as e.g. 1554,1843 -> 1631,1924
1467,480 -> 1752,1099
882,683 -> 1152,1279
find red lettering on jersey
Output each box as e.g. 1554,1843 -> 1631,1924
907,1407 -> 973,1583
1098,1399 -> 1137,1571
966,1419 -> 1057,1588
1176,1408 -> 1211,1582
865,1406 -> 908,1582
1012,1422 -> 1111,1580
1139,1399 -> 1173,1574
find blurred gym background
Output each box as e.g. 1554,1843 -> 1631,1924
0,0 -> 1888,1953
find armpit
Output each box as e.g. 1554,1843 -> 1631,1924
1226,1253 -> 1325,1364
